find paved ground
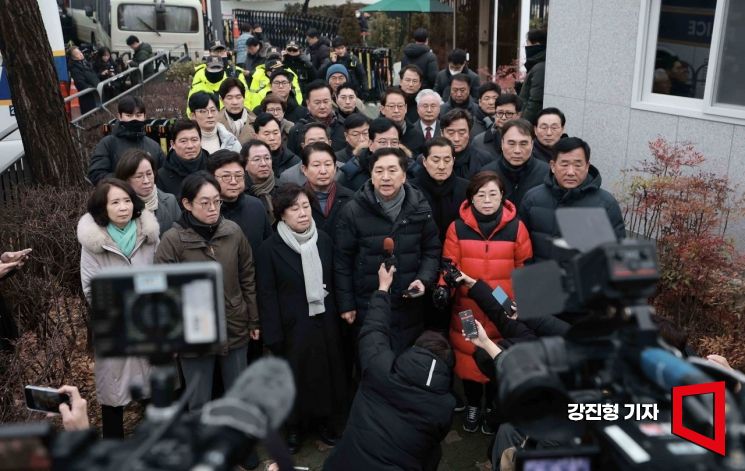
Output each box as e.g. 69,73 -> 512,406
256,411 -> 494,471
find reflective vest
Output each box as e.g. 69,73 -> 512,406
246,65 -> 303,110
186,65 -> 252,115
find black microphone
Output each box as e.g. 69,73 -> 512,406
383,237 -> 396,270
193,357 -> 296,470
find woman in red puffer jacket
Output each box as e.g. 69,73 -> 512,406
443,170 -> 532,434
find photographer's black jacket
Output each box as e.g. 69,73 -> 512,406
481,155 -> 549,208
324,291 -> 455,471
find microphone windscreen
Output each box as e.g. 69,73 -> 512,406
383,237 -> 395,254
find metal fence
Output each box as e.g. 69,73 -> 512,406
0,45 -> 190,203
231,9 -> 340,50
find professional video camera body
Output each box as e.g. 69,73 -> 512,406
0,263 -> 295,471
495,208 -> 745,470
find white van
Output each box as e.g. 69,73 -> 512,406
68,0 -> 207,58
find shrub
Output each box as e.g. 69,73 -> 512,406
623,137 -> 745,366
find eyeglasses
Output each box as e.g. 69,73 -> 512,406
215,172 -> 244,183
473,192 -> 501,201
272,80 -> 290,87
347,129 -> 369,138
196,198 -> 223,209
248,155 -> 272,164
385,104 -> 406,110
496,111 -> 516,118
537,124 -> 562,132
374,139 -> 399,147
266,107 -> 283,114
195,108 -> 218,116
131,171 -> 154,182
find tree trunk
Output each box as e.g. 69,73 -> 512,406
302,0 -> 310,15
0,0 -> 85,187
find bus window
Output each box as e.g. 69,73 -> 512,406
117,4 -> 198,33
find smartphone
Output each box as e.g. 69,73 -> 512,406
402,287 -> 422,299
492,286 -> 514,315
24,386 -> 69,414
458,310 -> 478,339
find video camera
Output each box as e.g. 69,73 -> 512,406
496,208 -> 745,470
0,263 -> 295,471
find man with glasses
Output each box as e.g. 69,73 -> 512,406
158,120 -> 209,199
401,28 -> 438,89
398,65 -> 424,124
471,94 -> 524,160
258,95 -> 295,141
532,107 -> 567,163
287,80 -> 347,154
482,119 -> 548,208
247,63 -> 304,112
337,117 -> 402,191
439,74 -> 480,119
253,113 -> 300,178
380,87 -> 422,156
471,82 -> 501,136
336,112 -> 371,163
257,70 -> 309,124
207,150 -> 271,254
188,91 -> 242,154
440,109 -> 492,180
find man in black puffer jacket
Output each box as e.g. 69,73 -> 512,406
324,263 -> 455,471
401,28 -> 439,89
88,96 -> 165,185
520,137 -> 626,262
335,148 -> 441,352
482,119 -> 548,208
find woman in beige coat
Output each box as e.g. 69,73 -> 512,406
78,178 -> 159,438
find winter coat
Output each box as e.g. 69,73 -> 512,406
256,231 -> 345,424
530,134 -> 566,163
471,127 -> 502,161
282,54 -> 317,95
283,95 -> 310,123
221,193 -> 273,255
131,42 -> 154,78
439,97 -> 480,120
287,115 -> 346,156
401,43 -> 439,89
154,189 -> 181,235
320,53 -> 367,92
88,123 -> 166,185
518,47 -> 546,125
69,59 -> 100,114
519,165 -> 626,262
308,37 -> 331,71
271,146 -> 301,178
410,167 -> 469,242
78,210 -> 159,406
323,291 -> 455,471
310,183 -> 354,239
470,107 -> 494,137
187,67 -> 251,115
482,156 -> 550,208
434,66 -> 480,102
452,145 -> 494,180
246,64 -> 303,110
244,51 -> 266,73
216,108 -> 256,144
210,123 -> 242,153
401,121 -> 427,158
336,147 -> 373,192
155,217 -> 259,353
443,200 -> 532,383
156,148 -> 209,199
235,32 -> 253,66
334,182 -> 442,348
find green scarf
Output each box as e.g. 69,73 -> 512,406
107,220 -> 137,258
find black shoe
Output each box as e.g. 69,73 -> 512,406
318,424 -> 340,446
287,429 -> 301,454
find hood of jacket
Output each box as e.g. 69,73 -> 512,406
77,210 -> 159,255
545,164 -> 603,202
403,43 -> 431,59
525,45 -> 547,71
458,199 -> 517,238
215,122 -> 239,149
392,346 -> 452,394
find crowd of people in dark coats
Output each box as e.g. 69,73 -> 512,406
66,22 -> 657,471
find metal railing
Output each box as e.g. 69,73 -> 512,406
0,44 -> 189,202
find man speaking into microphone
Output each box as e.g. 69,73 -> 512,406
335,147 -> 442,353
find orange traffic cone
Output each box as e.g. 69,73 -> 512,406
233,18 -> 239,39
69,78 -> 80,120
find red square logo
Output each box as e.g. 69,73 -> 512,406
671,381 -> 726,455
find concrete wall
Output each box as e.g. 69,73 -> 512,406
542,0 -> 745,246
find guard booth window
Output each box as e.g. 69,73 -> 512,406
117,4 -> 199,33
712,0 -> 745,108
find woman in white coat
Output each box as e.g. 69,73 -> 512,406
77,178 -> 159,438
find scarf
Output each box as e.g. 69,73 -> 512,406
307,181 -> 338,217
140,187 -> 159,213
167,151 -> 206,177
200,127 -> 221,155
276,220 -> 326,316
225,109 -> 248,136
180,212 -> 221,241
251,173 -> 276,224
376,187 -> 406,222
472,205 -> 503,239
416,170 -> 457,235
317,113 -> 335,128
107,219 -> 137,258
